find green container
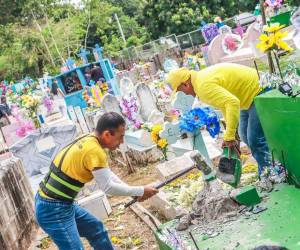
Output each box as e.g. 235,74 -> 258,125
255,89 -> 300,186
234,186 -> 261,207
268,11 -> 292,26
218,147 -> 242,188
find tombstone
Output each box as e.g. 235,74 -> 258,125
163,59 -> 179,73
148,109 -> 165,125
160,91 -> 222,168
207,22 -> 264,66
135,83 -> 164,122
233,24 -> 244,38
10,124 -> 77,192
119,77 -> 135,96
101,94 -> 123,115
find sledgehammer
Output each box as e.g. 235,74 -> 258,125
124,151 -> 215,208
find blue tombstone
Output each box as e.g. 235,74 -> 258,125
48,44 -> 120,109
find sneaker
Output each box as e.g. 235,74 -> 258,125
257,169 -> 273,192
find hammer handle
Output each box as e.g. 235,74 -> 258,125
124,165 -> 196,208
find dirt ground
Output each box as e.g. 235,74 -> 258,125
31,161 -> 162,250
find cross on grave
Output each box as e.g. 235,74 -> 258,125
159,91 -> 213,166
77,48 -> 91,65
66,57 -> 76,70
159,122 -> 181,145
93,44 -> 103,61
172,91 -> 195,114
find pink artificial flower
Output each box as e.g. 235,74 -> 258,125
134,120 -> 142,129
24,120 -> 34,131
224,35 -> 239,51
16,127 -> 27,137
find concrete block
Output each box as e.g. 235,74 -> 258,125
78,191 -> 112,220
148,191 -> 183,220
155,151 -> 194,180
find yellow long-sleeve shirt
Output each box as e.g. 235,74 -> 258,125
191,63 -> 261,141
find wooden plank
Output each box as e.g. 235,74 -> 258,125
130,203 -> 162,232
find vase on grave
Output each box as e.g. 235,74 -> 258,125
32,115 -> 41,129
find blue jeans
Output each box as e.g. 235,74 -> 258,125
35,193 -> 114,250
239,103 -> 271,175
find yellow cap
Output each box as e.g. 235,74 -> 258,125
166,68 -> 191,93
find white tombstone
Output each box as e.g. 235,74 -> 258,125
101,94 -> 123,115
135,83 -> 164,123
120,77 -> 135,96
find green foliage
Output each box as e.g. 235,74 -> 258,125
0,0 -> 299,81
0,0 -> 148,80
143,0 -> 259,39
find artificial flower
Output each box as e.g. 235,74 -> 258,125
111,236 -> 121,244
151,131 -> 158,143
179,107 -> 220,138
157,138 -> 168,148
276,40 -> 293,52
151,124 -> 163,134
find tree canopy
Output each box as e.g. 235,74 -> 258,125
0,0 -> 299,80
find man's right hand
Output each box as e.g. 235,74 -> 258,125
137,186 -> 158,202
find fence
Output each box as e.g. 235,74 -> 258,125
115,13 -> 258,64
119,34 -> 179,61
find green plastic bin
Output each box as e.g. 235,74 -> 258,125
255,89 -> 300,186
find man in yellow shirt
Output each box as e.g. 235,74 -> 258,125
167,63 -> 270,175
35,112 -> 158,250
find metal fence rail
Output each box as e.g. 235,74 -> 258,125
116,13 -> 258,62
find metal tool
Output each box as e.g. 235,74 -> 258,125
217,146 -> 241,188
124,151 -> 214,208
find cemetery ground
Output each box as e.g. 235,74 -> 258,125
31,161 -> 163,250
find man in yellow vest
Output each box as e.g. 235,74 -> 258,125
167,63 -> 271,176
35,112 -> 158,250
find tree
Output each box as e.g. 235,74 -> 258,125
0,0 -> 149,80
143,0 -> 259,39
